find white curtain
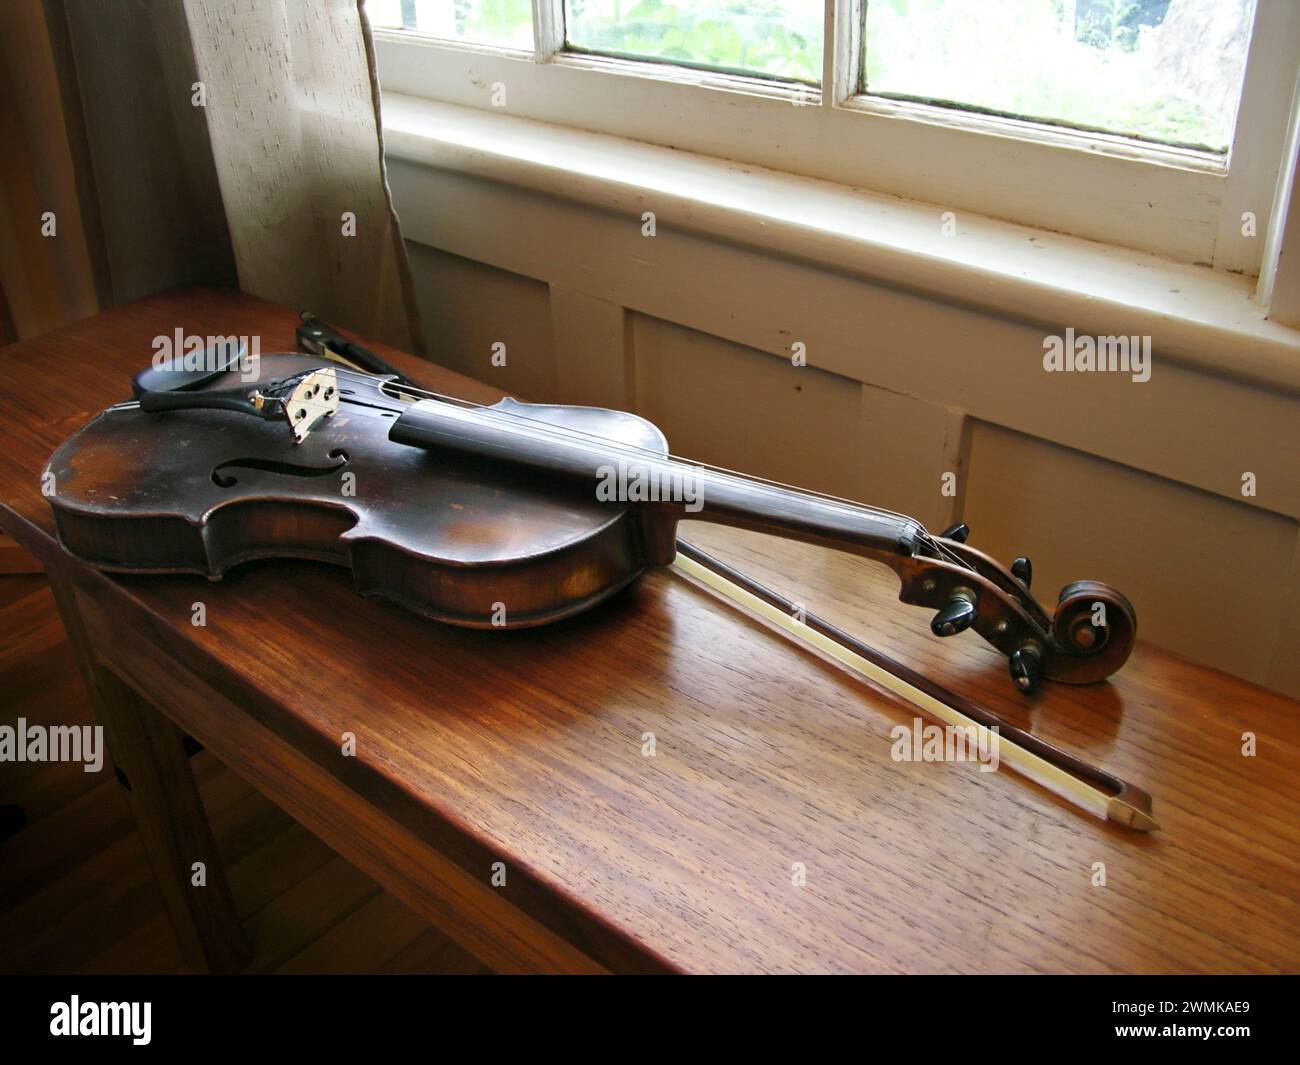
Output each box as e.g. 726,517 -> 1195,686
0,0 -> 422,353
183,0 -> 422,352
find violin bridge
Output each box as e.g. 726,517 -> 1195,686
284,368 -> 339,443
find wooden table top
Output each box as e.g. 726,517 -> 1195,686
2,288 -> 1297,974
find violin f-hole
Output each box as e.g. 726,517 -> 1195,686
211,448 -> 349,487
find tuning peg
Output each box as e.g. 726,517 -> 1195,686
1011,556 -> 1032,587
940,521 -> 970,543
1009,645 -> 1043,693
931,592 -> 976,637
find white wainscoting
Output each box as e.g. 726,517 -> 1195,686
390,159 -> 1300,697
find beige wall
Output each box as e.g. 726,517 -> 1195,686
396,164 -> 1300,697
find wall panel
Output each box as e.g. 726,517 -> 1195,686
392,162 -> 1300,696
407,242 -> 557,402
963,422 -> 1299,683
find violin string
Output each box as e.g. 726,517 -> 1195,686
111,364 -> 974,572
331,370 -> 928,523
114,370 -> 970,572
116,361 -> 928,540
108,350 -> 932,546
324,367 -> 974,572
336,369 -> 922,523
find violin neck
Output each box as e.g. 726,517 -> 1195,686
390,400 -> 925,563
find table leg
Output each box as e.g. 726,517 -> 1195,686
45,567 -> 251,973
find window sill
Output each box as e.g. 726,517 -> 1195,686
381,94 -> 1300,395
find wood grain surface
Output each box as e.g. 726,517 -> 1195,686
0,577 -> 487,974
1,287 -> 1297,973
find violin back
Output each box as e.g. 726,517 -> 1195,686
45,361 -> 674,628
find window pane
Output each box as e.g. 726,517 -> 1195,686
565,1 -> 824,83
368,0 -> 535,51
863,0 -> 1256,152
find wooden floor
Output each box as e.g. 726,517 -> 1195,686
0,573 -> 488,974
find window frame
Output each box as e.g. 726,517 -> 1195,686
371,0 -> 1300,277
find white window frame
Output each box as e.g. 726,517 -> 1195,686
373,0 -> 1300,277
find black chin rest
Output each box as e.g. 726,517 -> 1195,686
131,339 -> 248,399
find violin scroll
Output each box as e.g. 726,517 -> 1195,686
892,527 -> 1136,693
1049,579 -> 1137,682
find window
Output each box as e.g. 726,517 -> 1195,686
370,1 -> 1300,274
370,1 -> 825,79
368,0 -> 534,50
862,0 -> 1254,153
565,2 -> 824,83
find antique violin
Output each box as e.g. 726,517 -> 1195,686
43,315 -> 1136,696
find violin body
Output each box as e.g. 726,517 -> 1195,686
46,355 -> 674,627
45,331 -> 1138,694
